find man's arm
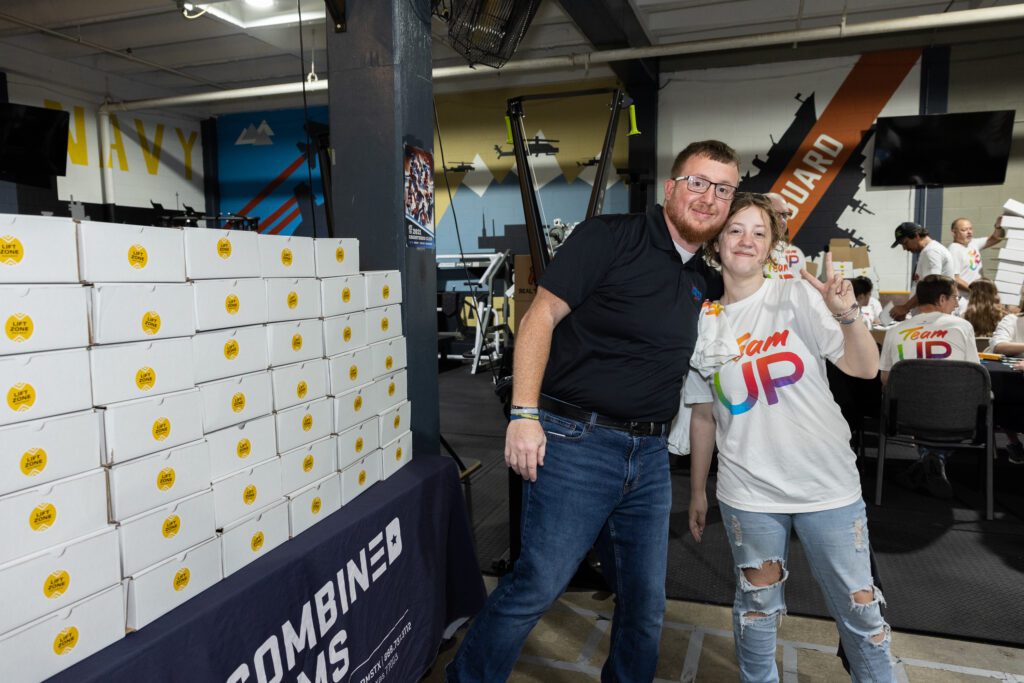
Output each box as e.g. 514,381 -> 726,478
983,221 -> 1006,251
891,294 -> 917,321
506,286 -> 571,482
688,401 -> 716,543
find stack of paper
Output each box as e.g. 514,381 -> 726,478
995,199 -> 1024,307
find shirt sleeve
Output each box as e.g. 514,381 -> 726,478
879,329 -> 897,372
536,217 -> 620,309
956,321 -> 981,364
795,280 -> 845,363
683,368 -> 713,405
989,314 -> 1018,349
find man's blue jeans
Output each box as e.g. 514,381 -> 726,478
446,409 -> 672,683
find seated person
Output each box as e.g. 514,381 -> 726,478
879,274 -> 979,498
963,279 -> 1005,337
851,275 -> 883,327
987,286 -> 1024,463
762,192 -> 806,280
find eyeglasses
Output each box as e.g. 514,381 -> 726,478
672,175 -> 737,201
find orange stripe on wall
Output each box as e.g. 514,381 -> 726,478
770,49 -> 921,239
259,197 -> 298,231
268,205 -> 303,235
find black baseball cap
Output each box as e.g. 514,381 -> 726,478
891,221 -> 923,248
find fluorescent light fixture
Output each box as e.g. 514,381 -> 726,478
191,1 -> 325,28
244,0 -> 275,8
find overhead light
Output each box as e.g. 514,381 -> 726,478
244,0 -> 274,8
190,1 -> 325,28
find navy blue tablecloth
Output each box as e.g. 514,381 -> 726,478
984,361 -> 1024,432
47,455 -> 485,683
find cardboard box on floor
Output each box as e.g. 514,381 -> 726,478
828,239 -> 871,280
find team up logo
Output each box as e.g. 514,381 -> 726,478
896,327 -> 952,360
713,329 -> 804,415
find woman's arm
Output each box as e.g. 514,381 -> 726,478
688,401 -> 716,543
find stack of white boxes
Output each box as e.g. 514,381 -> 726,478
995,198 -> 1024,307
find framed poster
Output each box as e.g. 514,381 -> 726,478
403,145 -> 435,250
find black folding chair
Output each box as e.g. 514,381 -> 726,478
875,359 -> 994,520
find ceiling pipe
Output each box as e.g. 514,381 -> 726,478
100,3 -> 1024,112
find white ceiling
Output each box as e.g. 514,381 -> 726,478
0,0 -> 1020,115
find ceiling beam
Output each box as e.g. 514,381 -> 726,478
555,0 -> 658,88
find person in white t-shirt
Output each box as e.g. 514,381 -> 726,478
685,193 -> 891,682
948,217 -> 1004,310
851,276 -> 883,328
987,287 -> 1024,464
889,222 -> 955,322
762,193 -> 806,280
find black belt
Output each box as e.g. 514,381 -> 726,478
538,396 -> 670,437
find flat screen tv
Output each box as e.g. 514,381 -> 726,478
871,110 -> 1014,186
0,103 -> 70,187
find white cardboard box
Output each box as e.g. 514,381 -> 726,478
0,468 -> 109,564
323,311 -> 367,357
313,237 -> 359,278
220,499 -> 289,577
102,388 -> 204,465
184,227 -> 261,280
267,318 -> 324,367
107,439 -> 212,522
271,357 -> 328,411
275,397 -> 332,454
0,285 -> 89,355
77,221 -> 185,283
320,275 -> 366,317
380,431 -> 412,480
117,488 -> 216,578
379,400 -> 411,447
90,337 -> 195,405
333,383 -> 376,434
258,234 -> 315,278
0,409 -> 103,497
365,304 -> 402,344
0,348 -> 92,427
0,584 -> 124,683
211,457 -> 282,529
369,369 -> 408,414
336,417 -> 380,471
339,453 -> 381,506
0,527 -> 120,635
198,370 -> 273,433
287,474 -> 341,537
125,536 -> 222,630
193,278 -> 269,331
280,436 -> 336,495
192,325 -> 269,384
327,346 -> 373,396
205,414 -> 277,481
369,337 -> 407,379
0,214 -> 79,283
90,283 -> 196,344
266,277 -> 321,323
363,270 -> 403,309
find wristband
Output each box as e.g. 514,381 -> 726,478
838,315 -> 859,326
510,412 -> 540,421
831,302 -> 859,320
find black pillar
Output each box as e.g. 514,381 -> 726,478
326,0 -> 438,455
914,46 -> 949,238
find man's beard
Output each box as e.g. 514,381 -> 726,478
665,201 -> 723,244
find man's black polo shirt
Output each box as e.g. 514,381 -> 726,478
538,205 -> 723,423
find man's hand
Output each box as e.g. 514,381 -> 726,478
505,419 -> 546,482
689,490 -> 708,543
890,303 -> 909,321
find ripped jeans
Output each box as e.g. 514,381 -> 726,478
719,500 -> 895,683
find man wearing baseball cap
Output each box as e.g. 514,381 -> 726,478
890,221 -> 955,321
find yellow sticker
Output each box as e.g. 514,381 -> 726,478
341,287 -> 351,303
251,530 -> 265,552
385,355 -> 393,370
243,484 -> 258,505
343,326 -> 352,343
348,365 -> 358,381
396,447 -> 403,462
335,246 -> 345,263
388,382 -> 396,397
162,514 -> 181,538
353,396 -> 363,412
156,467 -> 176,491
53,626 -> 79,656
355,437 -> 364,453
5,313 -> 33,343
291,333 -> 303,351
0,235 -> 25,266
224,339 -> 239,360
302,454 -> 315,472
302,414 -> 313,432
152,417 -> 171,441
381,317 -> 389,332
141,310 -> 161,336
231,392 -> 246,413
358,470 -> 367,486
29,503 -> 56,531
20,447 -> 47,476
287,291 -> 299,309
128,244 -> 148,270
217,237 -> 232,259
394,415 -> 401,429
281,248 -> 293,267
225,294 -> 240,315
43,570 -> 70,599
296,380 -> 308,399
172,567 -> 191,592
136,367 -> 156,391
311,497 -> 322,514
382,284 -> 390,300
7,382 -> 36,413
236,438 -> 251,459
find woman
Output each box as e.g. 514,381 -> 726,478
685,193 -> 893,682
987,285 -> 1024,463
963,279 -> 1005,337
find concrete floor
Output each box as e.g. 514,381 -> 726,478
425,577 -> 1024,682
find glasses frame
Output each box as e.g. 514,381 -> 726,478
672,175 -> 737,201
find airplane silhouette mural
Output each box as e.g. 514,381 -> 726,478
494,136 -> 560,158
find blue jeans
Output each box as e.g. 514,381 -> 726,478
719,500 -> 895,683
446,409 -> 671,683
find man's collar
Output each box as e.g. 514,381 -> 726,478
648,204 -> 678,253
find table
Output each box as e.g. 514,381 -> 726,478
983,360 -> 1024,432
47,455 -> 486,683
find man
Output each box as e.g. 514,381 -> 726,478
762,192 -> 806,279
890,221 -> 955,321
446,141 -> 739,683
879,275 -> 979,497
948,216 -> 1005,310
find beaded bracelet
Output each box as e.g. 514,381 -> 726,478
831,302 -> 859,320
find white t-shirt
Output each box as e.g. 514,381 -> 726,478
860,297 -> 883,327
948,237 -> 987,285
763,243 -> 806,280
913,240 -> 955,290
879,311 -> 979,371
988,313 -> 1024,356
684,279 -> 861,514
